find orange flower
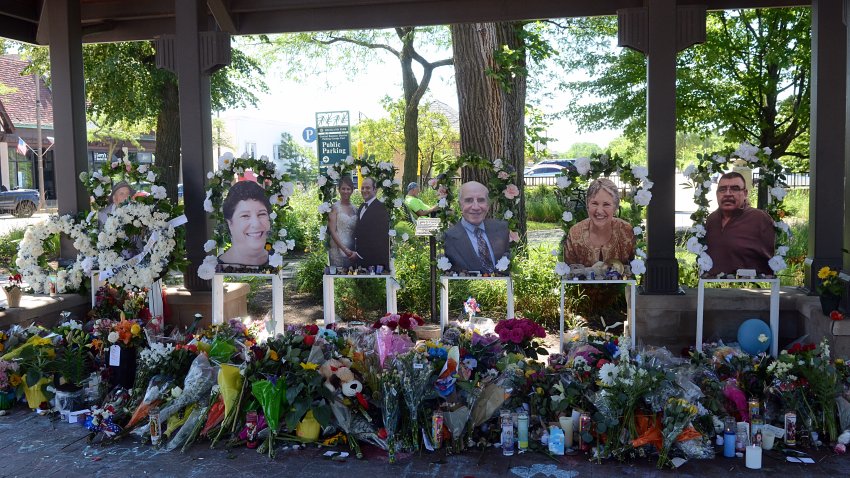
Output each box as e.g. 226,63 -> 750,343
114,319 -> 136,345
90,338 -> 103,351
268,350 -> 279,361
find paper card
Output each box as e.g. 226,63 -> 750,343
109,345 -> 121,366
786,457 -> 815,464
414,363 -> 424,369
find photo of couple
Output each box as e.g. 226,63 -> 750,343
327,176 -> 390,271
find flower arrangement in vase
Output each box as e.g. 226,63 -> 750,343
817,266 -> 843,315
3,273 -> 23,308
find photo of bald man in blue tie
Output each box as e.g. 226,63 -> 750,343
443,181 -> 509,274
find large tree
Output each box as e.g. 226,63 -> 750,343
274,28 -> 452,185
553,8 -> 811,165
451,21 -> 553,237
24,39 -> 266,200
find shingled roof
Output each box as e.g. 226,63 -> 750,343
0,55 -> 53,129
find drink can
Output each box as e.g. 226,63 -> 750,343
784,411 -> 796,446
432,411 -> 444,449
579,412 -> 591,452
149,406 -> 162,446
748,398 -> 760,420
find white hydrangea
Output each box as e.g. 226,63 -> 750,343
634,189 -> 652,206
436,256 -> 452,271
495,256 -> 510,272
770,187 -> 787,201
768,255 -> 787,273
504,210 -> 513,220
317,175 -> 327,187
683,163 -> 696,178
630,258 -> 646,275
686,236 -> 704,254
562,211 -> 573,222
698,252 -> 714,272
555,262 -> 571,277
556,176 -> 571,189
203,199 -> 214,212
574,157 -> 591,176
631,166 -> 648,180
203,240 -> 217,253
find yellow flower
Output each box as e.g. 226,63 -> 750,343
268,350 -> 279,361
9,374 -> 21,387
130,324 -> 141,336
31,336 -> 51,347
0,343 -> 4,353
837,358 -> 845,366
818,266 -> 831,280
300,362 -> 319,371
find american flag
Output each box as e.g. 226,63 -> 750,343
16,137 -> 28,155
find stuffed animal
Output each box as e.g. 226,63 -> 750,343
319,358 -> 366,406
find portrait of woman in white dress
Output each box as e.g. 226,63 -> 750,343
328,176 -> 358,268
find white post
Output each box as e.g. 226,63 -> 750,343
212,274 -> 224,324
272,274 -> 285,335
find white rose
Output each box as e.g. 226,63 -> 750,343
770,187 -> 787,201
495,256 -> 510,272
630,259 -> 646,275
683,164 -> 696,178
360,166 -> 370,175
318,202 -> 332,214
107,331 -> 119,344
382,179 -> 392,188
555,262 -> 571,276
686,236 -> 704,254
634,189 -> 652,206
562,211 -> 573,222
94,185 -> 104,197
504,210 -> 514,220
574,157 -> 591,176
438,198 -> 447,208
697,252 -> 714,272
633,226 -> 643,236
703,180 -> 713,189
556,176 -> 571,189
631,165 -> 648,180
269,212 -> 277,220
388,229 -> 397,237
401,233 -> 409,242
203,240 -> 217,252
393,198 -> 403,208
436,256 -> 452,271
777,246 -> 789,256
147,171 -> 157,182
203,199 -> 214,213
493,158 -> 504,170
151,185 -> 166,199
207,171 -> 214,179
768,255 -> 787,272
268,253 -> 283,268
279,229 -> 288,238
317,176 -> 328,187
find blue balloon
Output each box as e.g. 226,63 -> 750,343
737,318 -> 771,355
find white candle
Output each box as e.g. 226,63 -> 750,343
745,444 -> 762,469
762,431 -> 775,450
559,416 -> 574,448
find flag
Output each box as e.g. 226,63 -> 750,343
16,137 -> 28,155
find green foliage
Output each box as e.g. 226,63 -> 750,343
525,185 -> 562,222
553,9 -> 811,163
295,250 -> 327,298
560,142 -> 603,159
285,186 -> 322,252
277,132 -> 317,185
781,189 -> 809,221
294,249 -> 386,320
0,228 -> 58,269
525,105 -> 555,160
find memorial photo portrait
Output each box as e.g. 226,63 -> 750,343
562,177 -> 635,268
443,181 -> 509,274
217,179 -> 272,268
351,177 -> 390,271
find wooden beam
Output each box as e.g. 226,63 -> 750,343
208,0 -> 237,33
0,15 -> 38,43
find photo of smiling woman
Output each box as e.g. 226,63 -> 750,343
217,179 -> 272,267
563,177 -> 635,266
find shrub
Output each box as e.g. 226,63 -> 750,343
286,186 -> 322,252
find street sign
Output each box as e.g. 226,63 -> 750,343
316,111 -> 350,175
302,127 -> 317,143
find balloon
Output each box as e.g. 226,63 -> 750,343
737,318 -> 771,355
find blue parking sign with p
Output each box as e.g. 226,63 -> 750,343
302,127 -> 317,143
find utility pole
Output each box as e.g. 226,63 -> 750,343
35,72 -> 46,210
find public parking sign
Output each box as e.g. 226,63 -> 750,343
316,111 -> 350,174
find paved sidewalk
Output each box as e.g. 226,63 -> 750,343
1,407 -> 848,478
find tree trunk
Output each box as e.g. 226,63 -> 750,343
399,30 -> 420,186
450,23 -> 504,184
496,22 -> 527,239
156,76 -> 181,201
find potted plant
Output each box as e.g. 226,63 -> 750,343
52,319 -> 93,412
817,266 -> 843,315
14,336 -> 55,409
3,272 -> 23,308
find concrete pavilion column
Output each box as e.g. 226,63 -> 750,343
46,0 -> 89,260
806,0 -> 846,293
618,1 -> 706,294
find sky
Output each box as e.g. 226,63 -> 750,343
225,47 -> 621,154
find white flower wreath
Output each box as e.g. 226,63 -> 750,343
97,202 -> 177,289
317,154 -> 402,255
198,153 -> 296,280
16,215 -> 96,294
683,141 -> 789,276
553,152 -> 652,280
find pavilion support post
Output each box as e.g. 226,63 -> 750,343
806,0 -> 845,295
841,0 -> 850,309
46,0 -> 88,260
618,1 -> 705,294
174,0 -> 216,291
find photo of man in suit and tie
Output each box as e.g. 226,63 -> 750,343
353,177 -> 390,271
443,181 -> 509,274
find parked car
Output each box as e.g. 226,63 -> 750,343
539,158 -> 576,170
0,188 -> 39,217
524,164 -> 565,177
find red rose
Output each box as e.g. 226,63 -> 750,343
377,428 -> 388,439
305,324 -> 319,335
831,310 -> 844,321
398,315 -> 411,330
304,335 -> 315,346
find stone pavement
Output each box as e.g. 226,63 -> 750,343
1,407 -> 848,478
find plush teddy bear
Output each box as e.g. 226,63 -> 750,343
319,358 -> 364,399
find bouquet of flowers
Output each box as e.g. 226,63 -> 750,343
0,360 -> 21,392
657,398 -> 698,468
395,349 -> 433,450
251,376 -> 287,458
4,273 -> 22,292
464,297 -> 480,322
494,317 -> 548,359
818,266 -> 843,297
379,368 -> 401,463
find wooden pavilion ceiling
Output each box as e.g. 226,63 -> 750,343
0,0 -> 808,45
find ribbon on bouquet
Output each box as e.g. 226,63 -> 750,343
98,215 -> 187,281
